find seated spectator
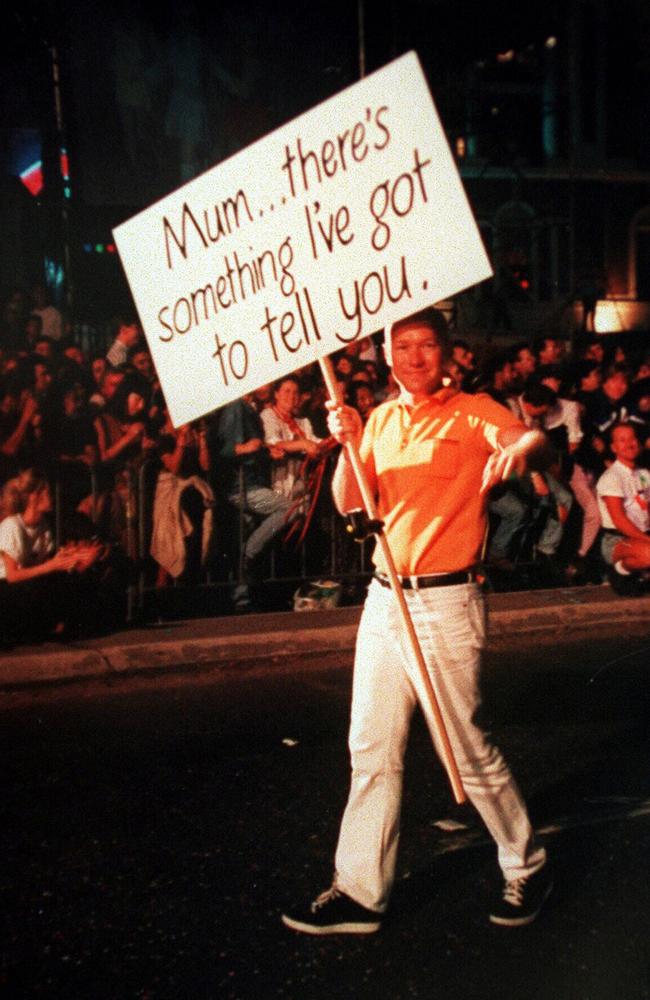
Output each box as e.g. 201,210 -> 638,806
216,394 -> 295,611
0,469 -> 104,642
500,382 -> 573,577
596,423 -> 650,595
539,379 -> 602,579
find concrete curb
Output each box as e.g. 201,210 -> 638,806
1,585 -> 649,691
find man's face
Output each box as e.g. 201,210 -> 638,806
391,323 -> 444,399
610,425 -> 640,465
34,364 -> 52,393
539,338 -> 563,365
274,380 -> 300,415
131,350 -> 153,379
497,361 -> 515,389
64,346 -> 84,366
603,371 -> 628,401
354,385 -> 374,414
514,348 -> 536,378
452,345 -> 474,370
581,368 -> 602,392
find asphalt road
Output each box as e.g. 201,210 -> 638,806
2,628 -> 650,1000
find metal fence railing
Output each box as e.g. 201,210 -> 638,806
51,455 -> 375,623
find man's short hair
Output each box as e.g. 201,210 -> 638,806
480,349 -> 512,382
522,382 -> 557,408
608,420 -> 638,446
390,307 -> 450,358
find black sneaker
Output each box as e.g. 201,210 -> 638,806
281,886 -> 382,935
489,864 -> 553,927
607,566 -> 645,597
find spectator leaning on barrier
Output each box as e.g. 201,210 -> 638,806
596,422 -> 650,595
261,375 -> 325,501
536,369 -> 602,578
216,394 -> 295,612
506,382 -> 574,579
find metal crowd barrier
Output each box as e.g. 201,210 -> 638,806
51,455 -> 374,623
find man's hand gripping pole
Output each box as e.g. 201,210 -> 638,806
319,356 -> 466,805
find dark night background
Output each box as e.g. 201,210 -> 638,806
2,0 -> 650,327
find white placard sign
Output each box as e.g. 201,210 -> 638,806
113,51 -> 492,427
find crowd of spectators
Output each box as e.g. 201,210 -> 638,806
1,281 -> 650,639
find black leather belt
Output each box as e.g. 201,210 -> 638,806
374,569 -> 476,590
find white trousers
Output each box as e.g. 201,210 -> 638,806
334,578 -> 546,912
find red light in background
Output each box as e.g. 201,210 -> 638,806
60,149 -> 70,180
106,243 -> 117,254
20,161 -> 44,196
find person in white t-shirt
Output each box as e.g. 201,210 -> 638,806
30,283 -> 63,342
0,470 -> 104,641
596,423 -> 650,593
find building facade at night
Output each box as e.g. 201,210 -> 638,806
2,0 -> 649,339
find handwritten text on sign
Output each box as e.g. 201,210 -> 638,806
113,51 -> 492,427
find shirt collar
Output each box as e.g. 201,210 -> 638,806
397,384 -> 459,409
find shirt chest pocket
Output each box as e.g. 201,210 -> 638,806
428,438 -> 460,479
400,438 -> 459,480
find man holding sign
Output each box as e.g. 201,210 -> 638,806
281,306 -> 553,934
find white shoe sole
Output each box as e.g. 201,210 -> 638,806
281,914 -> 381,935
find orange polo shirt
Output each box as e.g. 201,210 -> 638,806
360,390 -> 522,575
